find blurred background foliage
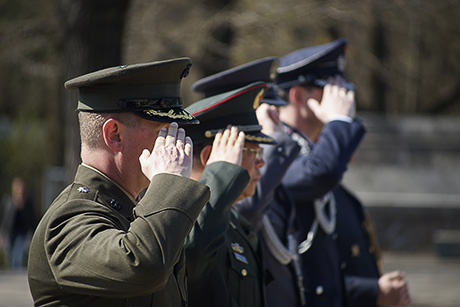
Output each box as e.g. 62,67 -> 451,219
1,0 -> 460,213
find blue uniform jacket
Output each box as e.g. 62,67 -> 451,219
335,184 -> 381,307
282,119 -> 366,307
235,131 -> 302,307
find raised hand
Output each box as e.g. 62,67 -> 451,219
139,122 -> 193,179
256,103 -> 283,135
307,75 -> 356,123
206,126 -> 245,166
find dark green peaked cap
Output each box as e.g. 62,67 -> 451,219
185,82 -> 276,144
64,58 -> 198,124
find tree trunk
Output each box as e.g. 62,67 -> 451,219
58,0 -> 130,182
370,18 -> 387,113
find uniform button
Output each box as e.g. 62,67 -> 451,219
351,244 -> 360,257
332,233 -> 338,240
341,261 -> 347,269
241,269 -> 248,277
316,285 -> 324,295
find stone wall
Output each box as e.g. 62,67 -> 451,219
342,113 -> 460,252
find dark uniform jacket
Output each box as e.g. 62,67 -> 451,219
28,165 -> 210,307
185,162 -> 266,307
282,119 -> 366,307
335,184 -> 381,307
234,131 -> 304,307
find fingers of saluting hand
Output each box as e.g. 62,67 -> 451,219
184,136 -> 193,157
156,122 -> 187,151
228,125 -> 239,145
235,130 -> 245,149
165,122 -> 179,147
207,126 -> 245,166
175,127 -> 186,150
221,126 -> 244,149
256,104 -> 281,135
155,126 -> 168,147
213,129 -> 224,147
221,125 -> 232,145
142,122 -> 194,179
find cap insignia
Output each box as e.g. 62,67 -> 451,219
181,63 -> 192,79
143,109 -> 194,120
269,59 -> 279,80
253,89 -> 265,109
245,134 -> 274,143
337,55 -> 346,72
118,97 -> 183,110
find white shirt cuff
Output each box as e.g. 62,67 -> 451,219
328,114 -> 353,123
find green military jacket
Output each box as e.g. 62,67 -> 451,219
28,165 -> 210,307
185,162 -> 266,307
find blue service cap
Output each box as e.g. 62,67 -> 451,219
276,38 -> 354,91
192,57 -> 287,106
185,82 -> 276,145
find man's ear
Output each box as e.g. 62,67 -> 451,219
290,86 -> 305,106
200,145 -> 212,167
102,118 -> 123,152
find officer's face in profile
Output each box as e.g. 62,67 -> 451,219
236,142 -> 265,202
123,117 -> 170,188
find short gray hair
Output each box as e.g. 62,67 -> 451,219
78,112 -> 140,149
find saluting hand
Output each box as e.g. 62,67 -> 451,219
256,103 -> 282,135
139,122 -> 193,179
207,126 -> 245,166
307,75 -> 356,123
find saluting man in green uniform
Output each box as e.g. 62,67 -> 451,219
183,82 -> 275,307
27,58 -> 211,306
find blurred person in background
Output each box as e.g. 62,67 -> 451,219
0,177 -> 36,269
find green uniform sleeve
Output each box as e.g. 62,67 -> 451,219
46,174 -> 209,298
185,161 -> 249,282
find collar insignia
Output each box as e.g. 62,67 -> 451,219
77,186 -> 90,193
231,242 -> 245,254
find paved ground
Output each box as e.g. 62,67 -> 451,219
0,270 -> 32,307
383,251 -> 460,307
0,251 -> 459,307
